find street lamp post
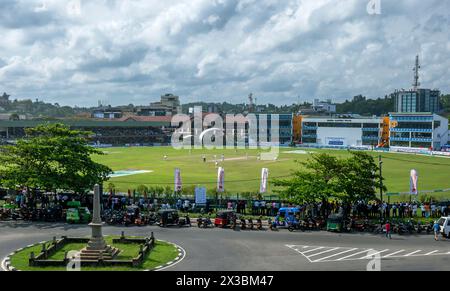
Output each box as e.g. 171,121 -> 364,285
379,155 -> 384,221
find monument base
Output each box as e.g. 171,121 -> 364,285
79,246 -> 120,261
78,222 -> 120,261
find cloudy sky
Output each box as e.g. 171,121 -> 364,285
0,0 -> 449,107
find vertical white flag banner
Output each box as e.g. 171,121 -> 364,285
217,167 -> 225,193
410,169 -> 418,195
174,168 -> 182,192
260,168 -> 269,193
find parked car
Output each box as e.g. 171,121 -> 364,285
438,217 -> 450,238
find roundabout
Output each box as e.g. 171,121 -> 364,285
1,236 -> 184,272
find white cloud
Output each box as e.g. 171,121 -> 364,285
0,0 -> 448,106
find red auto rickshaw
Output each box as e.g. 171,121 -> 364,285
214,210 -> 236,228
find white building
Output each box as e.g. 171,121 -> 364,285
301,117 -> 383,147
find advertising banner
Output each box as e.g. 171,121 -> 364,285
195,187 -> 207,205
260,168 -> 269,194
174,168 -> 182,192
217,167 -> 225,193
410,169 -> 419,195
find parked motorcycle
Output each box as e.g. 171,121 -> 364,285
240,218 -> 247,230
231,216 -> 237,230
256,217 -> 263,230
248,218 -> 254,230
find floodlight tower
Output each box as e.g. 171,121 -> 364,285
248,93 -> 255,113
412,55 -> 421,91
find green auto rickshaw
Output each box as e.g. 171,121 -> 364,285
327,214 -> 344,232
66,201 -> 91,224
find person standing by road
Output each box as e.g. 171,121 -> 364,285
433,221 -> 440,241
385,221 -> 392,239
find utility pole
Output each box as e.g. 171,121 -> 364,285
379,155 -> 384,222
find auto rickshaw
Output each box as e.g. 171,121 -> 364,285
66,201 -> 91,224
326,214 -> 349,232
270,207 -> 300,230
158,209 -> 184,227
124,205 -> 140,225
66,208 -> 80,224
214,210 -> 236,228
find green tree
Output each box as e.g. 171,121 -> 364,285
0,123 -> 112,195
337,151 -> 385,203
274,152 -> 385,216
274,153 -> 343,209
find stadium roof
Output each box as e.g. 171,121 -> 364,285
0,118 -> 172,128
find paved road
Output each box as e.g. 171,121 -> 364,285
1,221 -> 450,271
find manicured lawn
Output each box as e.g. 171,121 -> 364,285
9,237 -> 179,271
92,147 -> 450,201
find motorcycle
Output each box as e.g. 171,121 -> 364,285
248,219 -> 254,230
240,218 -> 247,230
231,217 -> 237,230
268,218 -> 277,231
256,218 -> 263,230
197,216 -> 204,228
288,220 -> 306,232
202,217 -> 212,229
123,214 -> 133,227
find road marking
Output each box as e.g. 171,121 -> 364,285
405,250 -> 422,256
313,248 -> 358,262
425,250 -> 438,255
308,248 -> 340,258
287,245 -> 450,263
336,249 -> 373,261
384,250 -> 405,257
302,247 -> 324,254
360,249 -> 390,259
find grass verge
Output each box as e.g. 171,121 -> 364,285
9,236 -> 179,271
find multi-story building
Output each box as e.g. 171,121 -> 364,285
300,117 -> 384,147
389,112 -> 448,150
138,94 -> 181,116
312,99 -> 337,113
298,113 -> 449,150
393,89 -> 441,113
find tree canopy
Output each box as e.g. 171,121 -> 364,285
274,152 -> 386,206
0,123 -> 112,194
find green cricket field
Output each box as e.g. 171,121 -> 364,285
92,147 -> 450,201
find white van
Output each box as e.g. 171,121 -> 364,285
437,217 -> 450,237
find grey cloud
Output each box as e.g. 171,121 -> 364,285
0,0 -> 449,107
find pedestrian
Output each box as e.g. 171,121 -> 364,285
433,221 -> 440,241
420,204 -> 425,218
385,221 -> 392,239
